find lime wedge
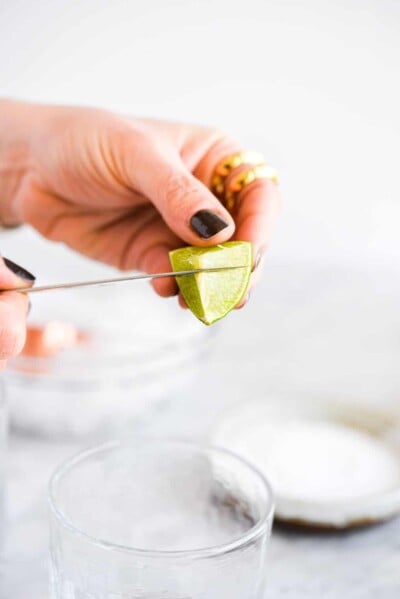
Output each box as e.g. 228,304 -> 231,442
169,241 -> 252,325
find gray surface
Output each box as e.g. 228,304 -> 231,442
2,259 -> 400,598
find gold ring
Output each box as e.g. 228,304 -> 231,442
210,151 -> 265,199
224,164 -> 279,211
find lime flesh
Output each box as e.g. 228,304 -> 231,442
169,242 -> 252,325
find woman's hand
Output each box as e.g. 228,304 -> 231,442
0,258 -> 34,370
0,100 -> 281,299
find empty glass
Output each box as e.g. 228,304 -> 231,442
48,440 -> 274,598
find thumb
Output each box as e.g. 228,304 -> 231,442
0,257 -> 35,359
134,151 -> 235,246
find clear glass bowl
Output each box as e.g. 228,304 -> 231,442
3,230 -> 213,439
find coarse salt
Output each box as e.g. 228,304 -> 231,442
231,419 -> 400,502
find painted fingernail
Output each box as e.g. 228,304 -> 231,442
3,258 -> 36,282
190,210 -> 229,239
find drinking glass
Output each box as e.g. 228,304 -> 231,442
48,440 -> 274,598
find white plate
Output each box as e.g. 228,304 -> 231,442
214,399 -> 400,529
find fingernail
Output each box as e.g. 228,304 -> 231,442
190,210 -> 229,239
27,299 -> 32,316
3,258 -> 36,282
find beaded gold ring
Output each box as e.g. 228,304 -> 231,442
223,163 -> 279,211
210,151 -> 265,199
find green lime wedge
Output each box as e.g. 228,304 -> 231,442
169,241 -> 252,325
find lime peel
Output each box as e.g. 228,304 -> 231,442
169,241 -> 253,325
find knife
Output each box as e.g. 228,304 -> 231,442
2,265 -> 247,295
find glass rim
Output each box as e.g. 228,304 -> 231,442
48,439 -> 275,559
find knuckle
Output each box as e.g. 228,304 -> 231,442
164,171 -> 200,215
207,131 -> 240,158
116,124 -> 149,153
190,125 -> 225,145
192,131 -> 241,184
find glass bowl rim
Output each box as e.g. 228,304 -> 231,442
48,438 -> 275,559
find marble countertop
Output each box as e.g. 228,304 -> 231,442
2,259 -> 400,598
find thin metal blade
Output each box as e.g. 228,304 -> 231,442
2,265 -> 248,294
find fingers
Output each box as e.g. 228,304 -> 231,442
235,257 -> 264,309
147,142 -> 279,308
195,136 -> 281,312
193,136 -> 282,264
97,210 -> 182,298
232,177 -> 282,262
121,139 -> 235,246
140,243 -> 179,298
0,257 -> 35,360
178,294 -> 188,309
150,167 -> 236,245
0,292 -> 30,359
0,257 -> 36,289
89,212 -> 182,298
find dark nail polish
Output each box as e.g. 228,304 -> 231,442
3,258 -> 36,282
190,210 -> 229,239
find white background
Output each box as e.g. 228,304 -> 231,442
1,0 -> 399,267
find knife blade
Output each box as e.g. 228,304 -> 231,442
2,265 -> 248,295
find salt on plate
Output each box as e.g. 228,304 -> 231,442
215,399 -> 400,528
